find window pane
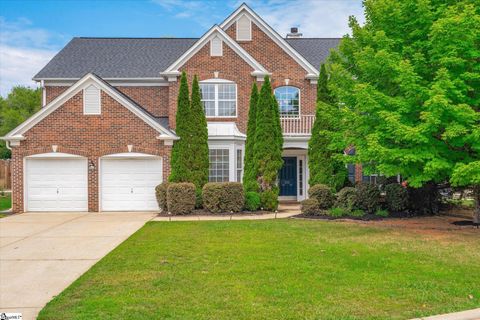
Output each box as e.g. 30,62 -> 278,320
274,86 -> 300,117
209,149 -> 230,182
218,84 -> 236,100
218,101 -> 236,116
200,84 -> 215,100
236,149 -> 242,182
203,101 -> 215,117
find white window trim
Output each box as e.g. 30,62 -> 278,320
83,84 -> 101,115
235,146 -> 244,182
274,86 -> 301,119
236,14 -> 252,41
200,80 -> 237,118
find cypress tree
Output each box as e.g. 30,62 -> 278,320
254,76 -> 283,203
308,64 -> 346,190
243,82 -> 259,192
169,71 -> 191,182
188,75 -> 209,189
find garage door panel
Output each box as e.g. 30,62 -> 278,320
26,158 -> 88,212
101,158 -> 162,211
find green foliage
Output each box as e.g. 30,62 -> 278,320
308,64 -> 346,191
384,183 -> 408,212
301,198 -> 320,216
169,72 -> 191,183
335,187 -> 357,210
351,209 -> 366,217
355,183 -> 380,214
195,188 -> 203,209
254,76 -> 283,195
0,86 -> 42,158
243,83 -> 259,192
188,75 -> 209,190
260,188 -> 278,211
155,182 -> 170,211
202,182 -> 245,213
328,0 -> 480,208
308,184 -> 335,209
375,209 -> 389,218
244,191 -> 261,211
328,207 -> 348,218
166,183 -> 196,215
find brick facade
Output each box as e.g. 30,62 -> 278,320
11,90 -> 171,213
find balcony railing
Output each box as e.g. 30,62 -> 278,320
280,115 -> 315,136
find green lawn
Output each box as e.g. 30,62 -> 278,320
38,220 -> 480,320
0,194 -> 11,211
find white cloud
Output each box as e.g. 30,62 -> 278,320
249,0 -> 365,38
0,17 -> 58,97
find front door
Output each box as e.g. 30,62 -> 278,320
279,157 -> 297,196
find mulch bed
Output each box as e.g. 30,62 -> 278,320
156,209 -> 273,217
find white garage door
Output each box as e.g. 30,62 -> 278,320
101,158 -> 162,211
25,158 -> 88,212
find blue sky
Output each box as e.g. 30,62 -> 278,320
0,0 -> 364,96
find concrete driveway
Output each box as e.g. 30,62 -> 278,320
0,211 -> 155,319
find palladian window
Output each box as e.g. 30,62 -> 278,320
274,86 -> 300,117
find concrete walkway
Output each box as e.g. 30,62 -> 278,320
411,308 -> 480,320
0,211 -> 155,319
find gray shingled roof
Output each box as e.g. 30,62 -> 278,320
286,38 -> 341,69
34,37 -> 340,79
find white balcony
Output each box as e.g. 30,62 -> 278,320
280,115 -> 315,136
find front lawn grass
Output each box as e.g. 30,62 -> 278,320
0,194 -> 11,211
38,220 -> 480,320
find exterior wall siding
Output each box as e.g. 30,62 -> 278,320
11,90 -> 171,213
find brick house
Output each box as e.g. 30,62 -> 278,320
2,3 -> 356,213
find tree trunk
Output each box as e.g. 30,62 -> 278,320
473,185 -> 480,225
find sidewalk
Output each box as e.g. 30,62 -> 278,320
411,308 -> 480,320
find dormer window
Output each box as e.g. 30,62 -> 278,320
83,84 -> 101,115
236,14 -> 252,41
210,36 -> 223,56
200,80 -> 237,117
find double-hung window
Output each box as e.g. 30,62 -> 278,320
209,149 -> 230,182
200,82 -> 237,117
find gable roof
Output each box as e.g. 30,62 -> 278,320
160,25 -> 269,79
3,73 -> 178,142
286,38 -> 341,70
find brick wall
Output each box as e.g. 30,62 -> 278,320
11,90 -> 171,213
116,86 -> 169,117
45,86 -> 69,104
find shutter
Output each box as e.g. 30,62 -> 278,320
84,85 -> 101,114
236,15 -> 251,41
210,36 -> 223,57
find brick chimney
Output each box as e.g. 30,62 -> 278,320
286,27 -> 302,38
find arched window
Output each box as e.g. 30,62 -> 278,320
274,86 -> 300,117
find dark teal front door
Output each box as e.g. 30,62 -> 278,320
279,157 -> 297,196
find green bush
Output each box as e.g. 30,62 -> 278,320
203,182 -> 245,213
301,198 -> 320,215
308,184 -> 335,209
335,187 -> 357,210
355,183 -> 380,214
166,183 -> 195,215
244,191 -> 261,211
350,209 -> 365,217
328,207 -> 348,218
155,182 -> 170,212
195,189 -> 203,209
260,189 -> 278,211
375,209 -> 389,217
384,183 -> 408,212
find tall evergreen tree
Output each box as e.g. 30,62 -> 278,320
254,76 -> 283,196
169,71 -> 191,182
308,64 -> 346,190
243,82 -> 259,192
188,75 -> 209,189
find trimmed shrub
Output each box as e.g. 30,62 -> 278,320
195,189 -> 203,209
375,209 -> 389,217
335,187 -> 357,210
203,182 -> 245,213
384,183 -> 408,212
301,198 -> 320,215
260,189 -> 278,211
155,182 -> 170,211
308,184 -> 335,209
166,183 -> 195,215
244,191 -> 261,211
355,183 -> 380,214
328,207 -> 348,218
350,209 -> 365,217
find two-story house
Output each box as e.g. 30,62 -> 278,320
2,3 -> 341,213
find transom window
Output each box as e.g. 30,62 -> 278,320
200,82 -> 237,117
274,86 -> 300,117
209,149 -> 230,182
